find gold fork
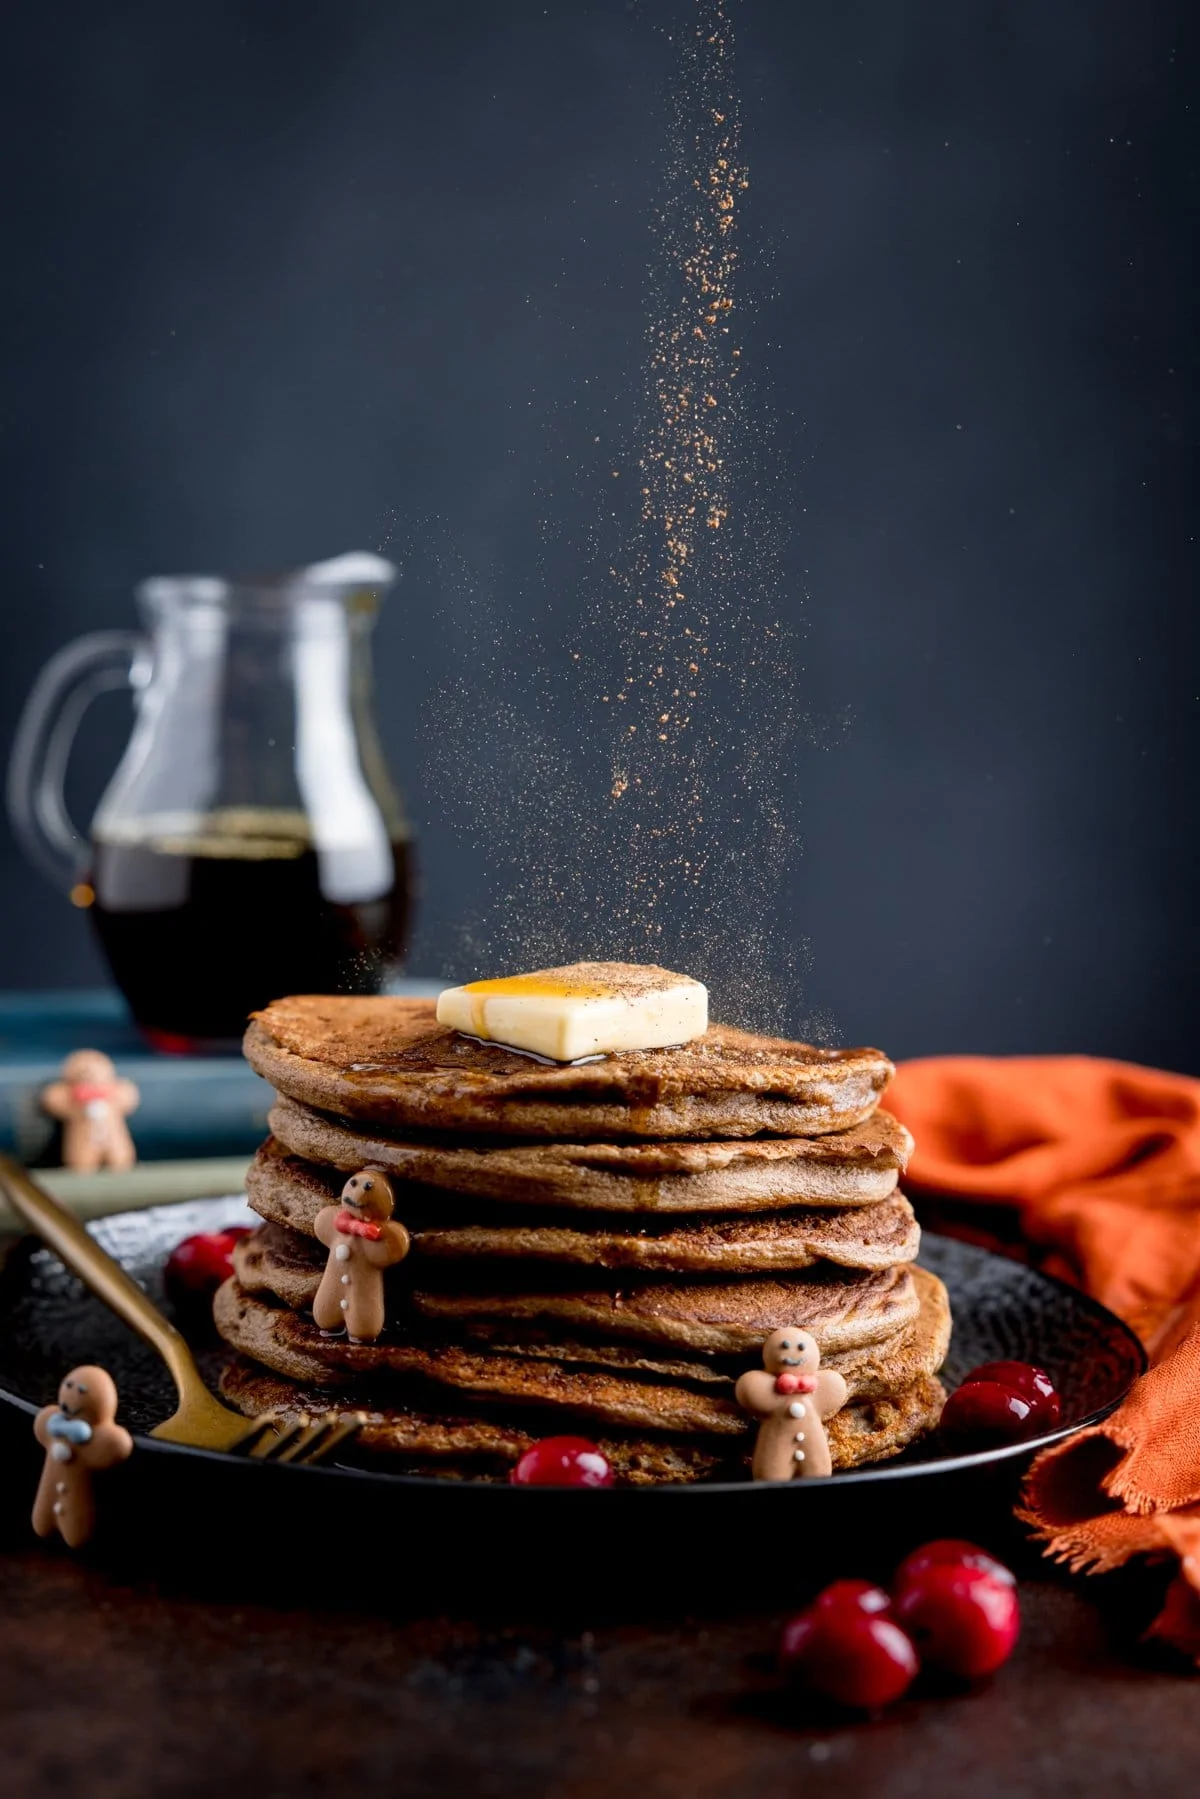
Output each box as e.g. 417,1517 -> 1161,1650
0,1156 -> 364,1466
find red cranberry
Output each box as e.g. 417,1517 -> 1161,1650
893,1539 -> 1016,1593
781,1581 -> 892,1668
811,1578 -> 892,1617
781,1586 -> 918,1710
509,1436 -> 614,1488
940,1379 -> 1039,1448
166,1228 -> 252,1298
968,1361 -> 1061,1425
893,1562 -> 1020,1679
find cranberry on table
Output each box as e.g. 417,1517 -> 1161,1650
781,1581 -> 918,1710
893,1539 -> 1017,1593
808,1578 -> 893,1618
165,1228 -> 252,1297
892,1561 -> 1020,1679
968,1360 -> 1062,1425
509,1437 -> 614,1488
781,1580 -> 892,1659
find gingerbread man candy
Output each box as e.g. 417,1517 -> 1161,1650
735,1327 -> 849,1481
40,1049 -> 140,1173
32,1365 -> 133,1548
313,1169 -> 410,1344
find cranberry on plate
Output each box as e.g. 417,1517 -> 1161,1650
509,1437 -> 614,1488
940,1358 -> 1062,1449
968,1360 -> 1062,1425
781,1581 -> 918,1710
165,1227 -> 252,1299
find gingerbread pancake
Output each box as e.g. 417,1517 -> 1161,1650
231,1234 -> 949,1405
246,1146 -> 921,1275
265,1099 -> 913,1212
220,1357 -> 944,1483
454,1268 -> 951,1404
216,1276 -> 747,1434
231,1227 -> 918,1357
215,1270 -> 944,1432
245,997 -> 893,1140
233,1224 -> 918,1353
407,1264 -> 919,1356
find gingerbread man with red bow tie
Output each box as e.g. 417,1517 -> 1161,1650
40,1050 -> 139,1173
312,1169 -> 410,1343
735,1327 -> 848,1480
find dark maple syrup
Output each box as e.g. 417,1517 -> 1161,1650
87,811 -> 413,1049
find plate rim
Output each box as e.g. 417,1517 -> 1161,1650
0,1215 -> 1147,1498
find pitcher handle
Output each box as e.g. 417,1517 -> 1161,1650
6,630 -> 143,891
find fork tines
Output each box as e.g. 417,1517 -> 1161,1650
244,1411 -> 367,1468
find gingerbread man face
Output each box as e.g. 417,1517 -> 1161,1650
761,1328 -> 819,1379
65,1049 -> 118,1087
57,1365 -> 119,1428
339,1169 -> 395,1225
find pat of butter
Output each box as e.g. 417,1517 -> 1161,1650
436,962 -> 708,1063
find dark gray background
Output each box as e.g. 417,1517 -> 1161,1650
1,0 -> 1195,1067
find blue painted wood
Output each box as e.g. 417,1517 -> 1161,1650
0,984 -> 444,1162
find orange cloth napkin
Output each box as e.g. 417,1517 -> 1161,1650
887,1054 -> 1200,1664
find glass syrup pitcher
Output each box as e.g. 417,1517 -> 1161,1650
7,553 -> 414,1050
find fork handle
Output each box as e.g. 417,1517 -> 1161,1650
0,1156 -> 206,1408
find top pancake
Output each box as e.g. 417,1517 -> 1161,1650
245,996 -> 893,1141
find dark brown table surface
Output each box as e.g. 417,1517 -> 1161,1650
3,1521 -> 1198,1799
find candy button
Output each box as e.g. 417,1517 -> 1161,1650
340,1274 -> 351,1285
55,1481 -> 66,1494
50,1441 -> 72,1463
52,1501 -> 63,1515
794,1431 -> 805,1442
794,1450 -> 806,1463
788,1401 -> 806,1419
339,1298 -> 349,1311
335,1244 -> 351,1263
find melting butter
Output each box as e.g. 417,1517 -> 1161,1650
436,961 -> 708,1063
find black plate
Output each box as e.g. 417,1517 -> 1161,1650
0,1200 -> 1144,1606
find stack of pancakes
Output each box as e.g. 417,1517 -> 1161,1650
215,995 -> 950,1484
